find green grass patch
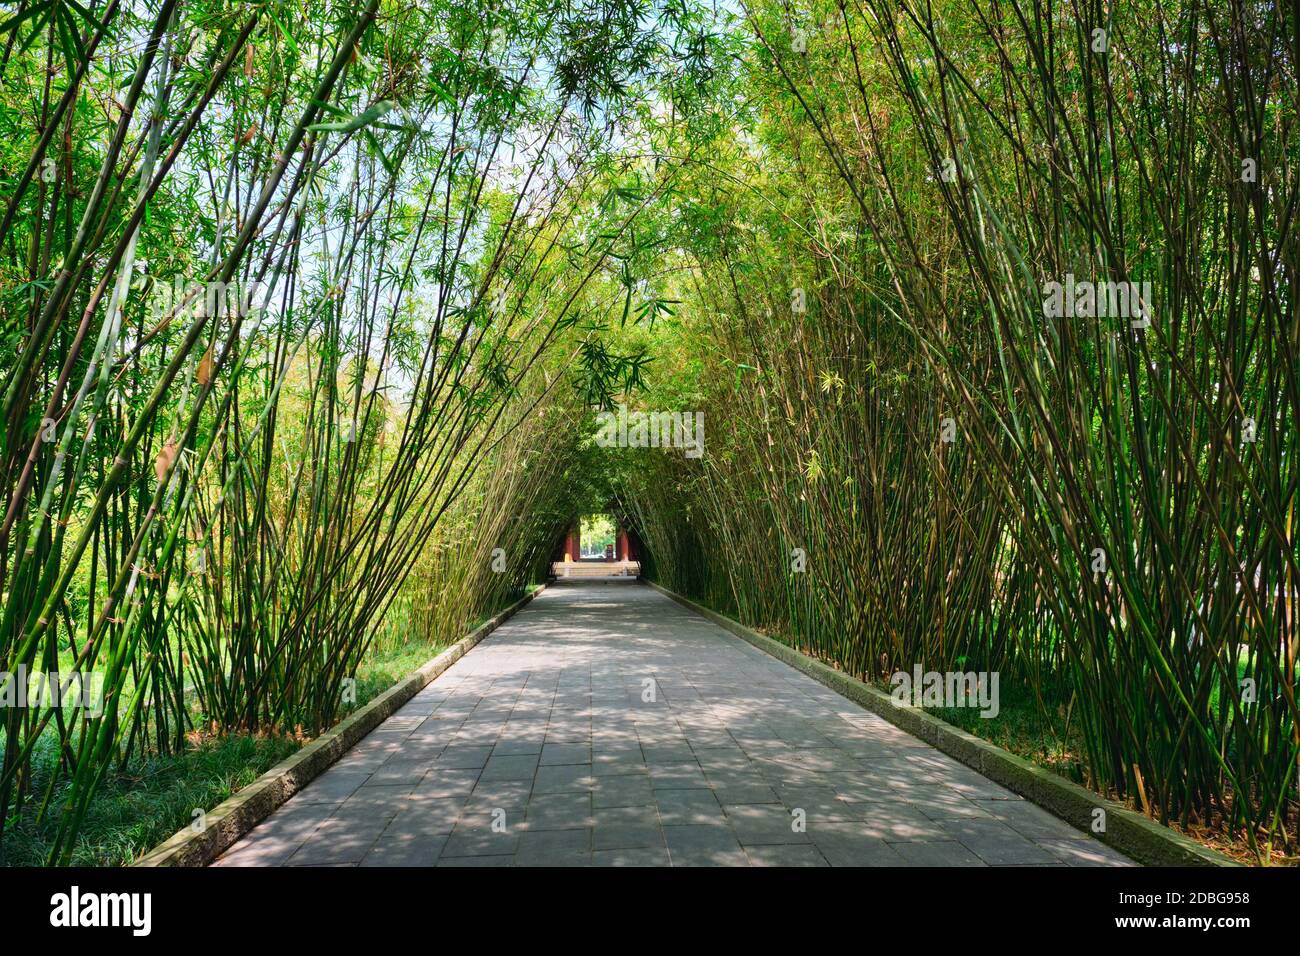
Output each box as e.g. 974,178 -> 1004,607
919,686 -> 1089,785
0,588 -> 535,866
0,733 -> 300,867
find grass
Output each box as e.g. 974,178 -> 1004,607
924,688 -> 1299,867
0,650 -> 416,867
0,734 -> 300,867
0,588 -> 539,867
921,689 -> 1090,787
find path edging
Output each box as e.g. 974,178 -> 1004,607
134,585 -> 546,867
642,579 -> 1236,868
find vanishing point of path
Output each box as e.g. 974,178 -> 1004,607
215,580 -> 1132,867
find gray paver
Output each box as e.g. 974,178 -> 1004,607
663,823 -> 747,866
480,753 -> 540,781
655,787 -> 725,825
746,844 -> 829,867
889,840 -> 987,867
593,806 -> 664,850
592,846 -> 671,867
515,827 -> 591,866
526,792 -> 592,829
215,580 -> 1131,867
592,774 -> 655,808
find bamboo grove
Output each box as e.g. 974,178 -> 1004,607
1,0 -> 1296,866
619,0 -> 1298,860
0,0 -> 718,862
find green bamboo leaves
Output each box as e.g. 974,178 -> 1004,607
0,0 -> 689,864
623,0 -> 1297,862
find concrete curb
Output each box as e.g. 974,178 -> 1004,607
642,579 -> 1237,868
134,585 -> 546,867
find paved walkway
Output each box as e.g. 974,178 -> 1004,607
215,580 -> 1131,867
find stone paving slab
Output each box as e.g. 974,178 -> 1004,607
214,580 -> 1133,868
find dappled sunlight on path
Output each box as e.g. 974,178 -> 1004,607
215,581 -> 1131,867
